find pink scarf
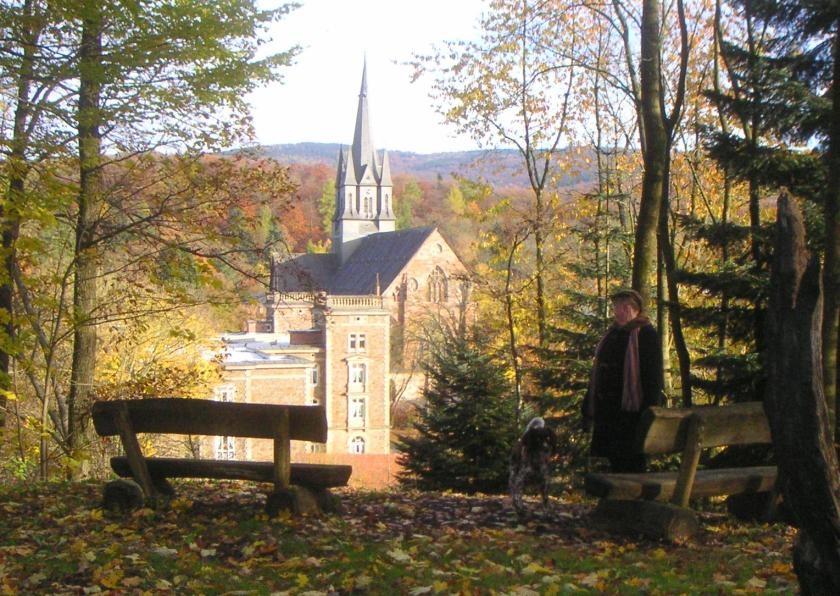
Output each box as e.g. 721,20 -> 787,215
621,327 -> 642,412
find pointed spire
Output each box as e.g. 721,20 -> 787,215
359,57 -> 368,97
352,60 -> 378,183
380,149 -> 392,187
333,147 -> 345,223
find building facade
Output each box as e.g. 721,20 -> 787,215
217,64 -> 468,458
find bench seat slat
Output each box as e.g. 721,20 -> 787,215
111,457 -> 352,489
93,398 -> 327,443
585,465 -> 777,501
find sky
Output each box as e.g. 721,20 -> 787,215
248,0 -> 486,154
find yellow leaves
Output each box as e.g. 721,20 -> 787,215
624,576 -> 652,589
170,497 -> 193,512
770,560 -> 793,575
93,563 -> 124,589
521,561 -> 552,575
387,546 -> 413,564
579,570 -> 610,591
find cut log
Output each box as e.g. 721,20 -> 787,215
110,457 -> 352,489
592,499 -> 700,542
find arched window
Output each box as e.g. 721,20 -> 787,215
428,266 -> 448,303
349,436 -> 366,454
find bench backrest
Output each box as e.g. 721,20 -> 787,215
92,398 -> 327,443
636,401 -> 771,455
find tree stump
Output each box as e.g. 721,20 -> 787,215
764,193 -> 840,593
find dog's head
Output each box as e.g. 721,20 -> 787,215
520,417 -> 556,455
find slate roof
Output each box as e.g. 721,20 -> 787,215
329,226 -> 436,294
271,252 -> 338,293
271,226 -> 436,295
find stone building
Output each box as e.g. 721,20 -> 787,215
215,64 -> 468,460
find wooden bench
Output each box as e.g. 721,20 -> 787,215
584,401 -> 778,541
92,398 -> 352,515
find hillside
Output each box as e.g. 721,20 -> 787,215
236,142 -> 597,189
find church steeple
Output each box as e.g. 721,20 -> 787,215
332,61 -> 396,263
352,60 -> 379,185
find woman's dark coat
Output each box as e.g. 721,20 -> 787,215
582,318 -> 663,459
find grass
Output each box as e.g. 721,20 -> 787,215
0,479 -> 798,594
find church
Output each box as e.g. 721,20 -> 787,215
215,65 -> 469,462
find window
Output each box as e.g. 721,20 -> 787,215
349,396 -> 366,425
349,436 -> 366,454
214,385 -> 236,402
349,362 -> 366,391
304,442 -> 326,454
428,267 -> 448,303
215,435 -> 235,460
213,385 -> 236,459
349,333 -> 367,352
310,366 -> 319,386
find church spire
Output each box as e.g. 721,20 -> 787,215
333,61 -> 395,263
352,59 -> 379,184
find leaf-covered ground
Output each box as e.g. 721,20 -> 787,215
0,480 -> 798,594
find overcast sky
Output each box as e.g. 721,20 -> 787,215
247,0 -> 485,154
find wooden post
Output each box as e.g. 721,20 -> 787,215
671,414 -> 703,508
273,408 -> 291,490
113,404 -> 156,499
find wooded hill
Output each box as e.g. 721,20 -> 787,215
236,142 -> 598,190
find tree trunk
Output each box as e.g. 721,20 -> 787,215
631,0 -> 668,299
822,30 -> 840,439
0,0 -> 39,433
67,6 -> 103,477
659,191 -> 692,407
764,193 -> 840,594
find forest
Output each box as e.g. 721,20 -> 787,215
2,0 -> 840,592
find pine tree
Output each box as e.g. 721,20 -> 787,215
691,0 -> 826,405
396,330 -> 518,494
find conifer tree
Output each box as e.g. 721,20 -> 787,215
397,329 -> 518,494
698,0 -> 827,406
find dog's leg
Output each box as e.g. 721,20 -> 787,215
540,457 -> 551,510
510,466 -> 526,515
509,467 -> 521,514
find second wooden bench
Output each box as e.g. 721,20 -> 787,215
584,401 -> 778,541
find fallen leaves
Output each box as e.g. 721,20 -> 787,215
0,480 -> 800,594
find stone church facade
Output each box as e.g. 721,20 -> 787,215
215,65 -> 468,460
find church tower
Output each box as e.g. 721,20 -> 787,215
333,62 -> 395,264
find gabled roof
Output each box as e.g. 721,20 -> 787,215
329,226 -> 436,294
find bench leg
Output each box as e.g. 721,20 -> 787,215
102,479 -> 145,513
265,486 -> 320,517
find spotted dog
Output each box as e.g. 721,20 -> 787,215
509,417 -> 557,515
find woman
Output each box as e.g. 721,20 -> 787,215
582,289 -> 663,473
